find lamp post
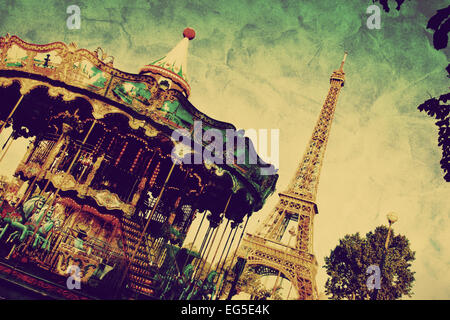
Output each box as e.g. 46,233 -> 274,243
373,212 -> 398,300
385,212 -> 398,250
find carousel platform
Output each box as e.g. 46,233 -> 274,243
0,259 -> 94,300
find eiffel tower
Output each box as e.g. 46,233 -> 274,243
235,53 -> 347,300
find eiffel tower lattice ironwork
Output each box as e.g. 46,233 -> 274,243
235,53 -> 347,300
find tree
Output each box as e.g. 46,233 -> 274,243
235,269 -> 283,300
419,2 -> 450,182
372,0 -> 450,182
371,0 -> 409,13
323,226 -> 415,300
427,5 -> 450,50
418,91 -> 450,181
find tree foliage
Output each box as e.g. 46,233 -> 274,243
427,5 -> 450,50
418,90 -> 450,181
372,1 -> 450,181
238,269 -> 283,300
418,3 -> 450,182
371,1 -> 450,51
323,226 -> 415,300
371,0 -> 409,13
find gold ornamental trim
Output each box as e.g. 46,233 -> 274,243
15,162 -> 135,217
0,77 -> 160,138
87,189 -> 135,217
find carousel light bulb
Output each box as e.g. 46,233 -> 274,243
173,142 -> 192,160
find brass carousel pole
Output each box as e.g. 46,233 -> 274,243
213,222 -> 234,274
214,223 -> 240,300
195,226 -> 219,279
203,193 -> 233,277
192,225 -> 213,279
39,138 -> 70,196
22,120 -> 97,253
179,182 -> 205,270
15,123 -> 71,208
0,133 -> 14,163
210,223 -> 234,300
0,94 -> 24,136
0,132 -> 16,206
220,215 -> 249,300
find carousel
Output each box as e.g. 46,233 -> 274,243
0,29 -> 278,300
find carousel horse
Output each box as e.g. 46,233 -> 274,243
159,265 -> 178,299
1,195 -> 57,251
0,195 -> 43,242
178,264 -> 195,300
195,271 -> 217,300
0,201 -> 23,241
186,279 -> 204,300
163,263 -> 195,300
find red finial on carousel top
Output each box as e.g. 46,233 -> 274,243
183,27 -> 196,40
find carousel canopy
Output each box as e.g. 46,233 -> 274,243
140,28 -> 195,91
0,30 -> 278,213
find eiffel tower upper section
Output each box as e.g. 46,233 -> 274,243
286,52 -> 347,203
257,52 -> 348,249
231,53 -> 348,300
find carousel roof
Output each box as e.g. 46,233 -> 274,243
140,28 -> 195,90
0,31 -> 278,213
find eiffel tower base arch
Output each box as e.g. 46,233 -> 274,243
233,235 -> 319,300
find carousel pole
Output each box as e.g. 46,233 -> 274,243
15,132 -> 66,208
22,120 -> 97,253
203,193 -> 233,276
213,223 -> 234,275
117,158 -> 178,296
46,206 -> 76,267
214,220 -> 242,300
0,133 -> 14,163
43,119 -> 96,203
224,215 -> 249,300
15,123 -> 72,208
178,186 -> 206,271
39,138 -> 70,196
210,224 -> 234,300
0,131 -> 17,206
197,225 -> 211,258
180,208 -> 204,270
192,225 -> 213,280
195,224 -> 219,280
136,152 -> 158,265
217,223 -> 239,275
204,219 -> 229,274
0,94 -> 24,136
226,216 -> 249,273
191,218 -> 211,273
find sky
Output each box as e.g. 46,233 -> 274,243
0,0 -> 449,299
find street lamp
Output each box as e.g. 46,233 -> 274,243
385,212 -> 398,250
373,212 -> 398,300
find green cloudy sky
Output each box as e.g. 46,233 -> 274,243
0,0 -> 449,299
